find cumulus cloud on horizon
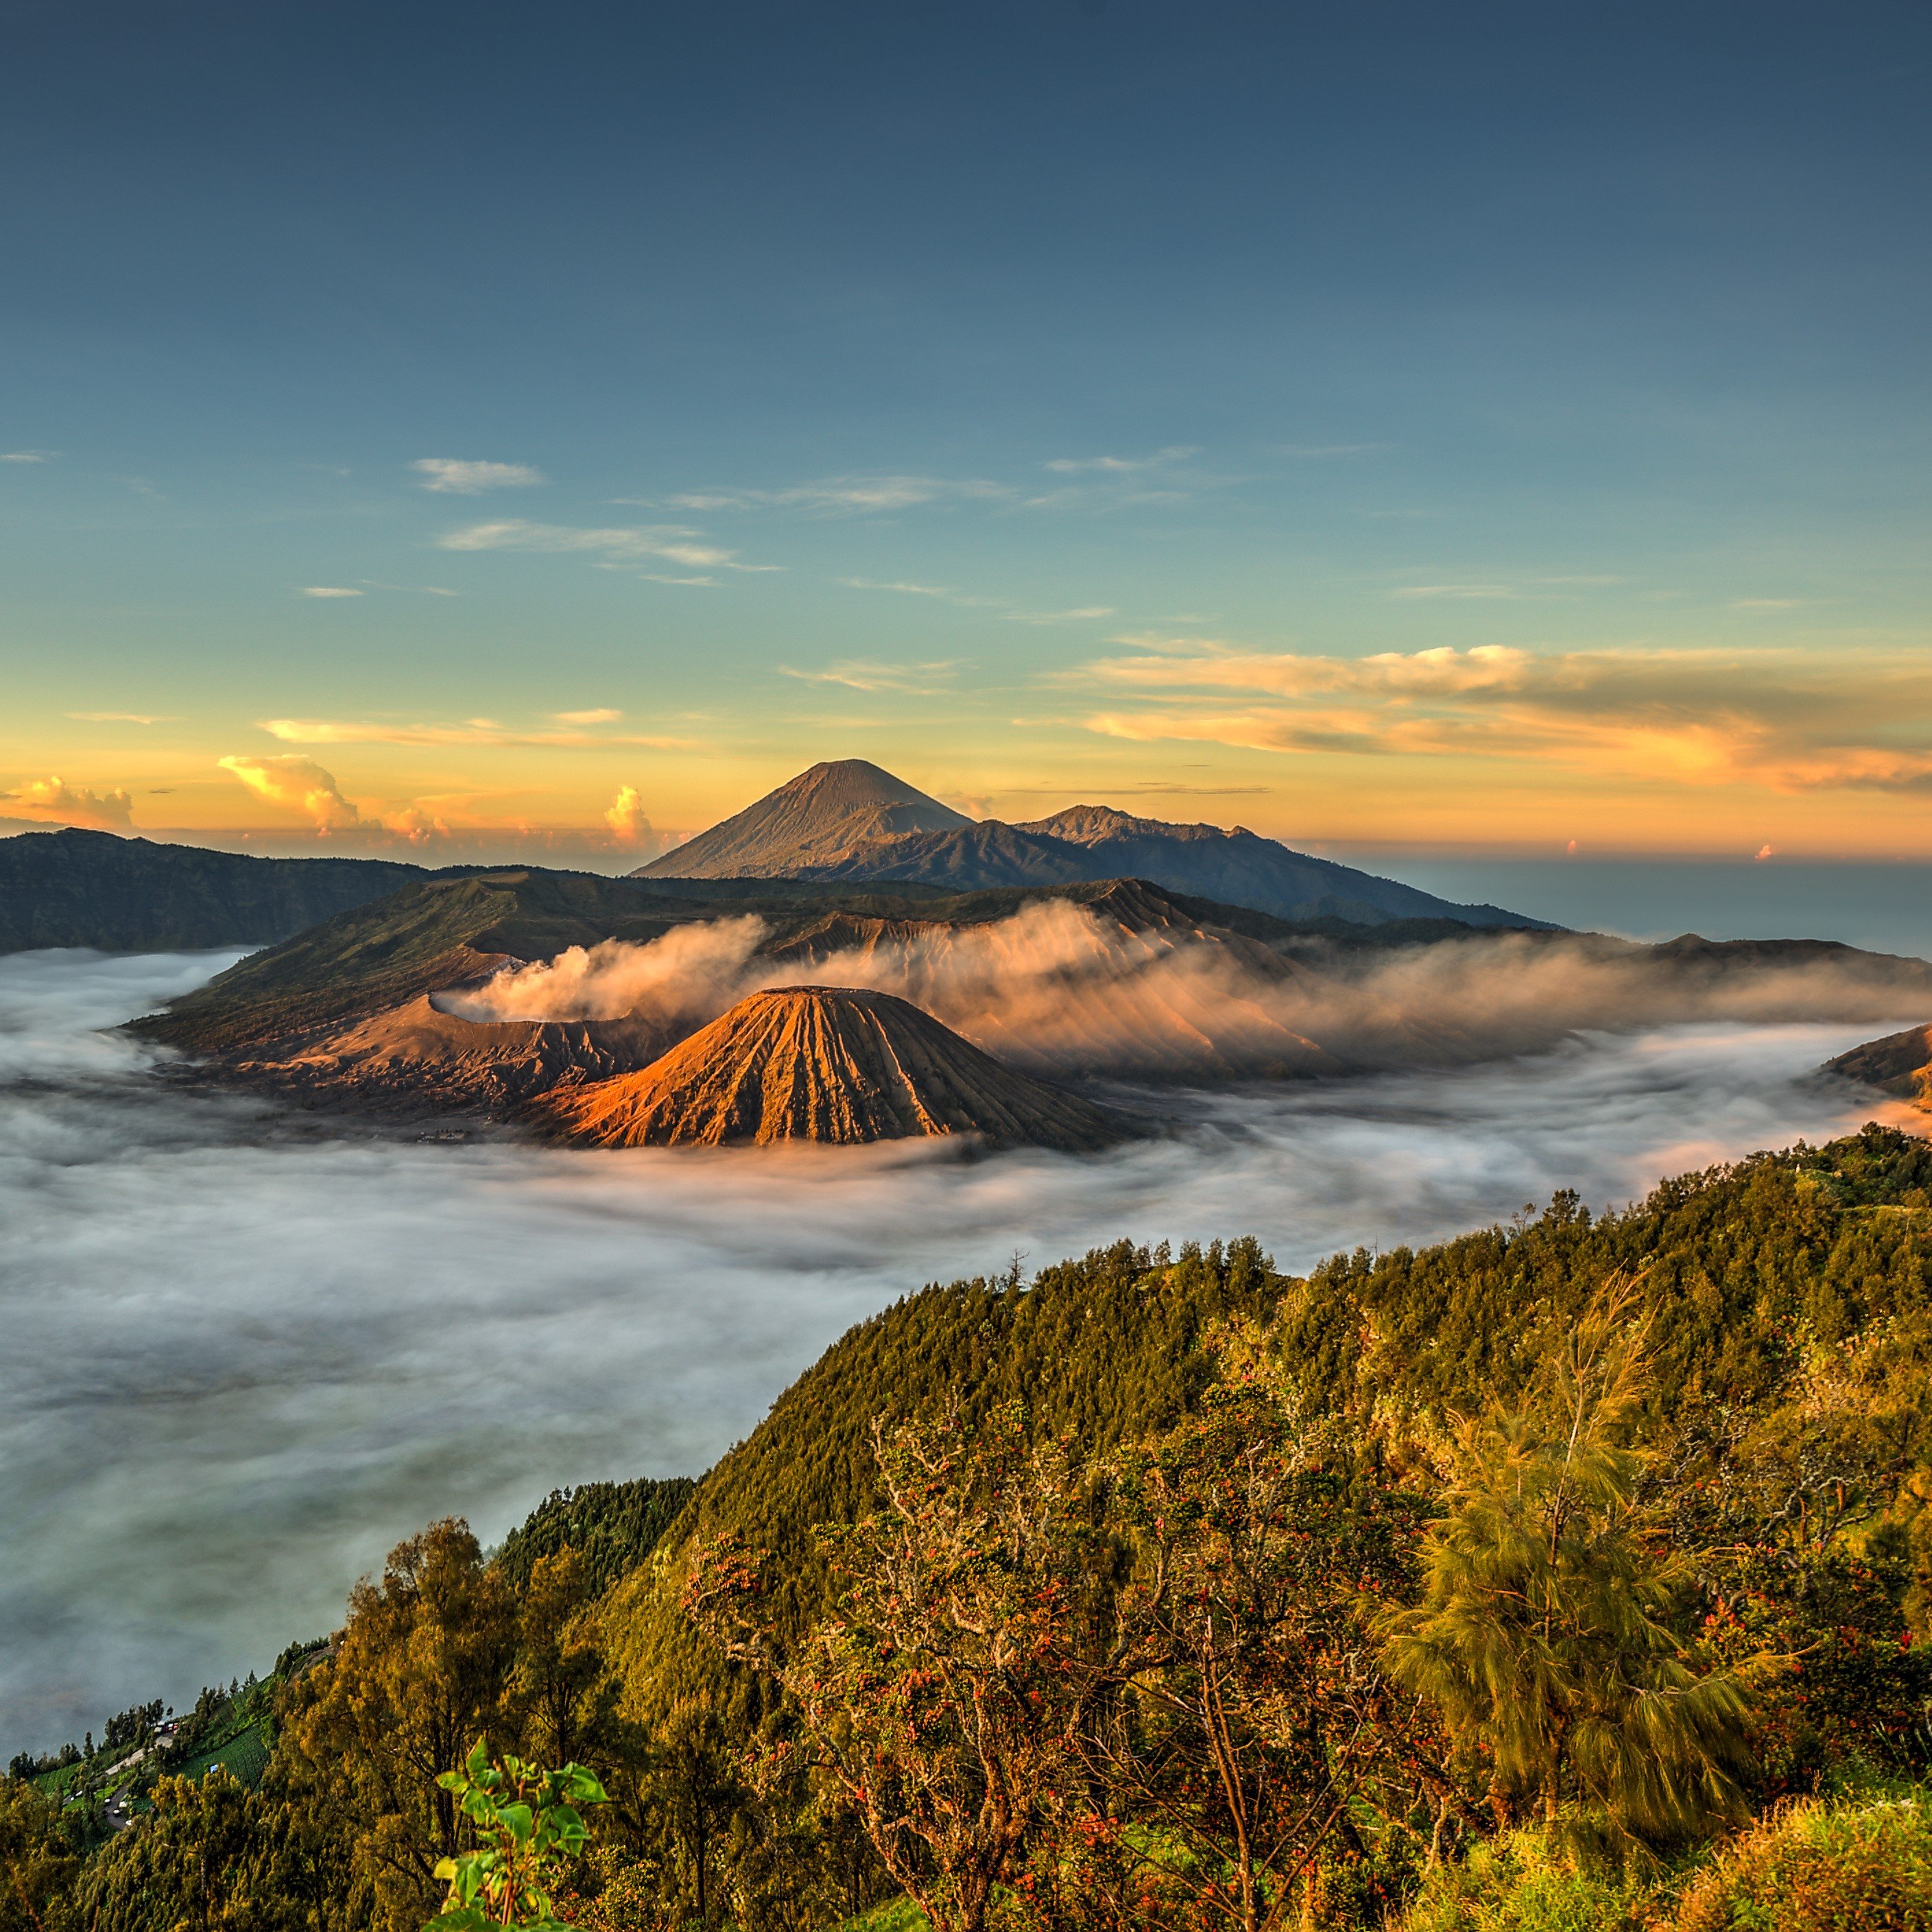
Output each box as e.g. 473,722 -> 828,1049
217,754 -> 362,835
213,753 -> 678,860
1,777 -> 136,830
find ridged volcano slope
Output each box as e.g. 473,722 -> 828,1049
527,986 -> 1134,1152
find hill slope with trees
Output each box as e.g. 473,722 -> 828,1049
13,1124 -> 1932,1931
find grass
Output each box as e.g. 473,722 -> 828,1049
826,1901 -> 929,1932
1398,1830 -> 1653,1932
1394,1785 -> 1932,1932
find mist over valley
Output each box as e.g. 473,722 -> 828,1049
1,940 -> 1919,1755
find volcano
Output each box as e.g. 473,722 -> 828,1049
637,760 -> 970,879
526,986 -> 1134,1151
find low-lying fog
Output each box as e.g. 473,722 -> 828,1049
1,947 -> 1920,1756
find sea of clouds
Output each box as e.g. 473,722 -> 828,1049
0,946 -> 1920,1755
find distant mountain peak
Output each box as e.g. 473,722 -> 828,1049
1016,804 -> 1250,846
780,759 -> 957,811
638,760 -> 970,879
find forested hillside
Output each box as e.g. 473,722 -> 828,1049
10,1125 -> 1932,1931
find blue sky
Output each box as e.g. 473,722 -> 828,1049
3,0 -> 1929,861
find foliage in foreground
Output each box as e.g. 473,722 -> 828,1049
427,1741 -> 608,1932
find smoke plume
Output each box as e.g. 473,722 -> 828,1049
441,898 -> 1932,1078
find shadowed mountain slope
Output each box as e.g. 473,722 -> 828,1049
129,869 -> 702,1053
636,760 -> 970,879
1826,1022 -> 1932,1110
0,828 -> 433,953
232,996 -> 682,1116
527,986 -> 1136,1150
636,762 -> 1549,929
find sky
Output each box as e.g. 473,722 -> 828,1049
2,0 -> 1929,868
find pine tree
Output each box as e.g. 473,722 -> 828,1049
1379,1282 -> 1766,1843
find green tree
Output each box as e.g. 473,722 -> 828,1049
650,1697 -> 740,1927
508,1550 -> 608,1769
0,1778 -> 77,1932
291,1520 -> 519,1932
82,1768 -> 319,1932
687,1403 -> 1093,1932
1379,1286 -> 1765,1843
1064,1338 -> 1435,1932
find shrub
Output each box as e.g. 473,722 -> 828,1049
1670,1790 -> 1932,1931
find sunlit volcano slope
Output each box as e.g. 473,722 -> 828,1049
527,986 -> 1137,1152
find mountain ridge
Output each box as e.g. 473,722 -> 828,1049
639,760 -> 1552,929
1826,1021 -> 1932,1110
0,828 -> 438,954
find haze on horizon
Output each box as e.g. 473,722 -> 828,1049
2,1 -> 1929,872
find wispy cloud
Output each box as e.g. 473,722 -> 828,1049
412,457 -> 545,494
553,708 -> 623,726
837,575 -> 1005,609
1042,446 -> 1197,475
438,519 -> 776,573
1071,636 -> 1932,794
1,449 -> 54,464
299,586 -> 364,599
1005,605 -> 1116,625
837,577 -> 1112,625
1390,583 -> 1518,601
1389,575 -> 1626,601
779,660 -> 959,695
653,475 -> 1010,515
257,715 -> 693,750
65,712 -> 174,725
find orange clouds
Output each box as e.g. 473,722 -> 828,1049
2,776 -> 135,829
217,755 -> 363,833
1077,640 -> 1932,796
